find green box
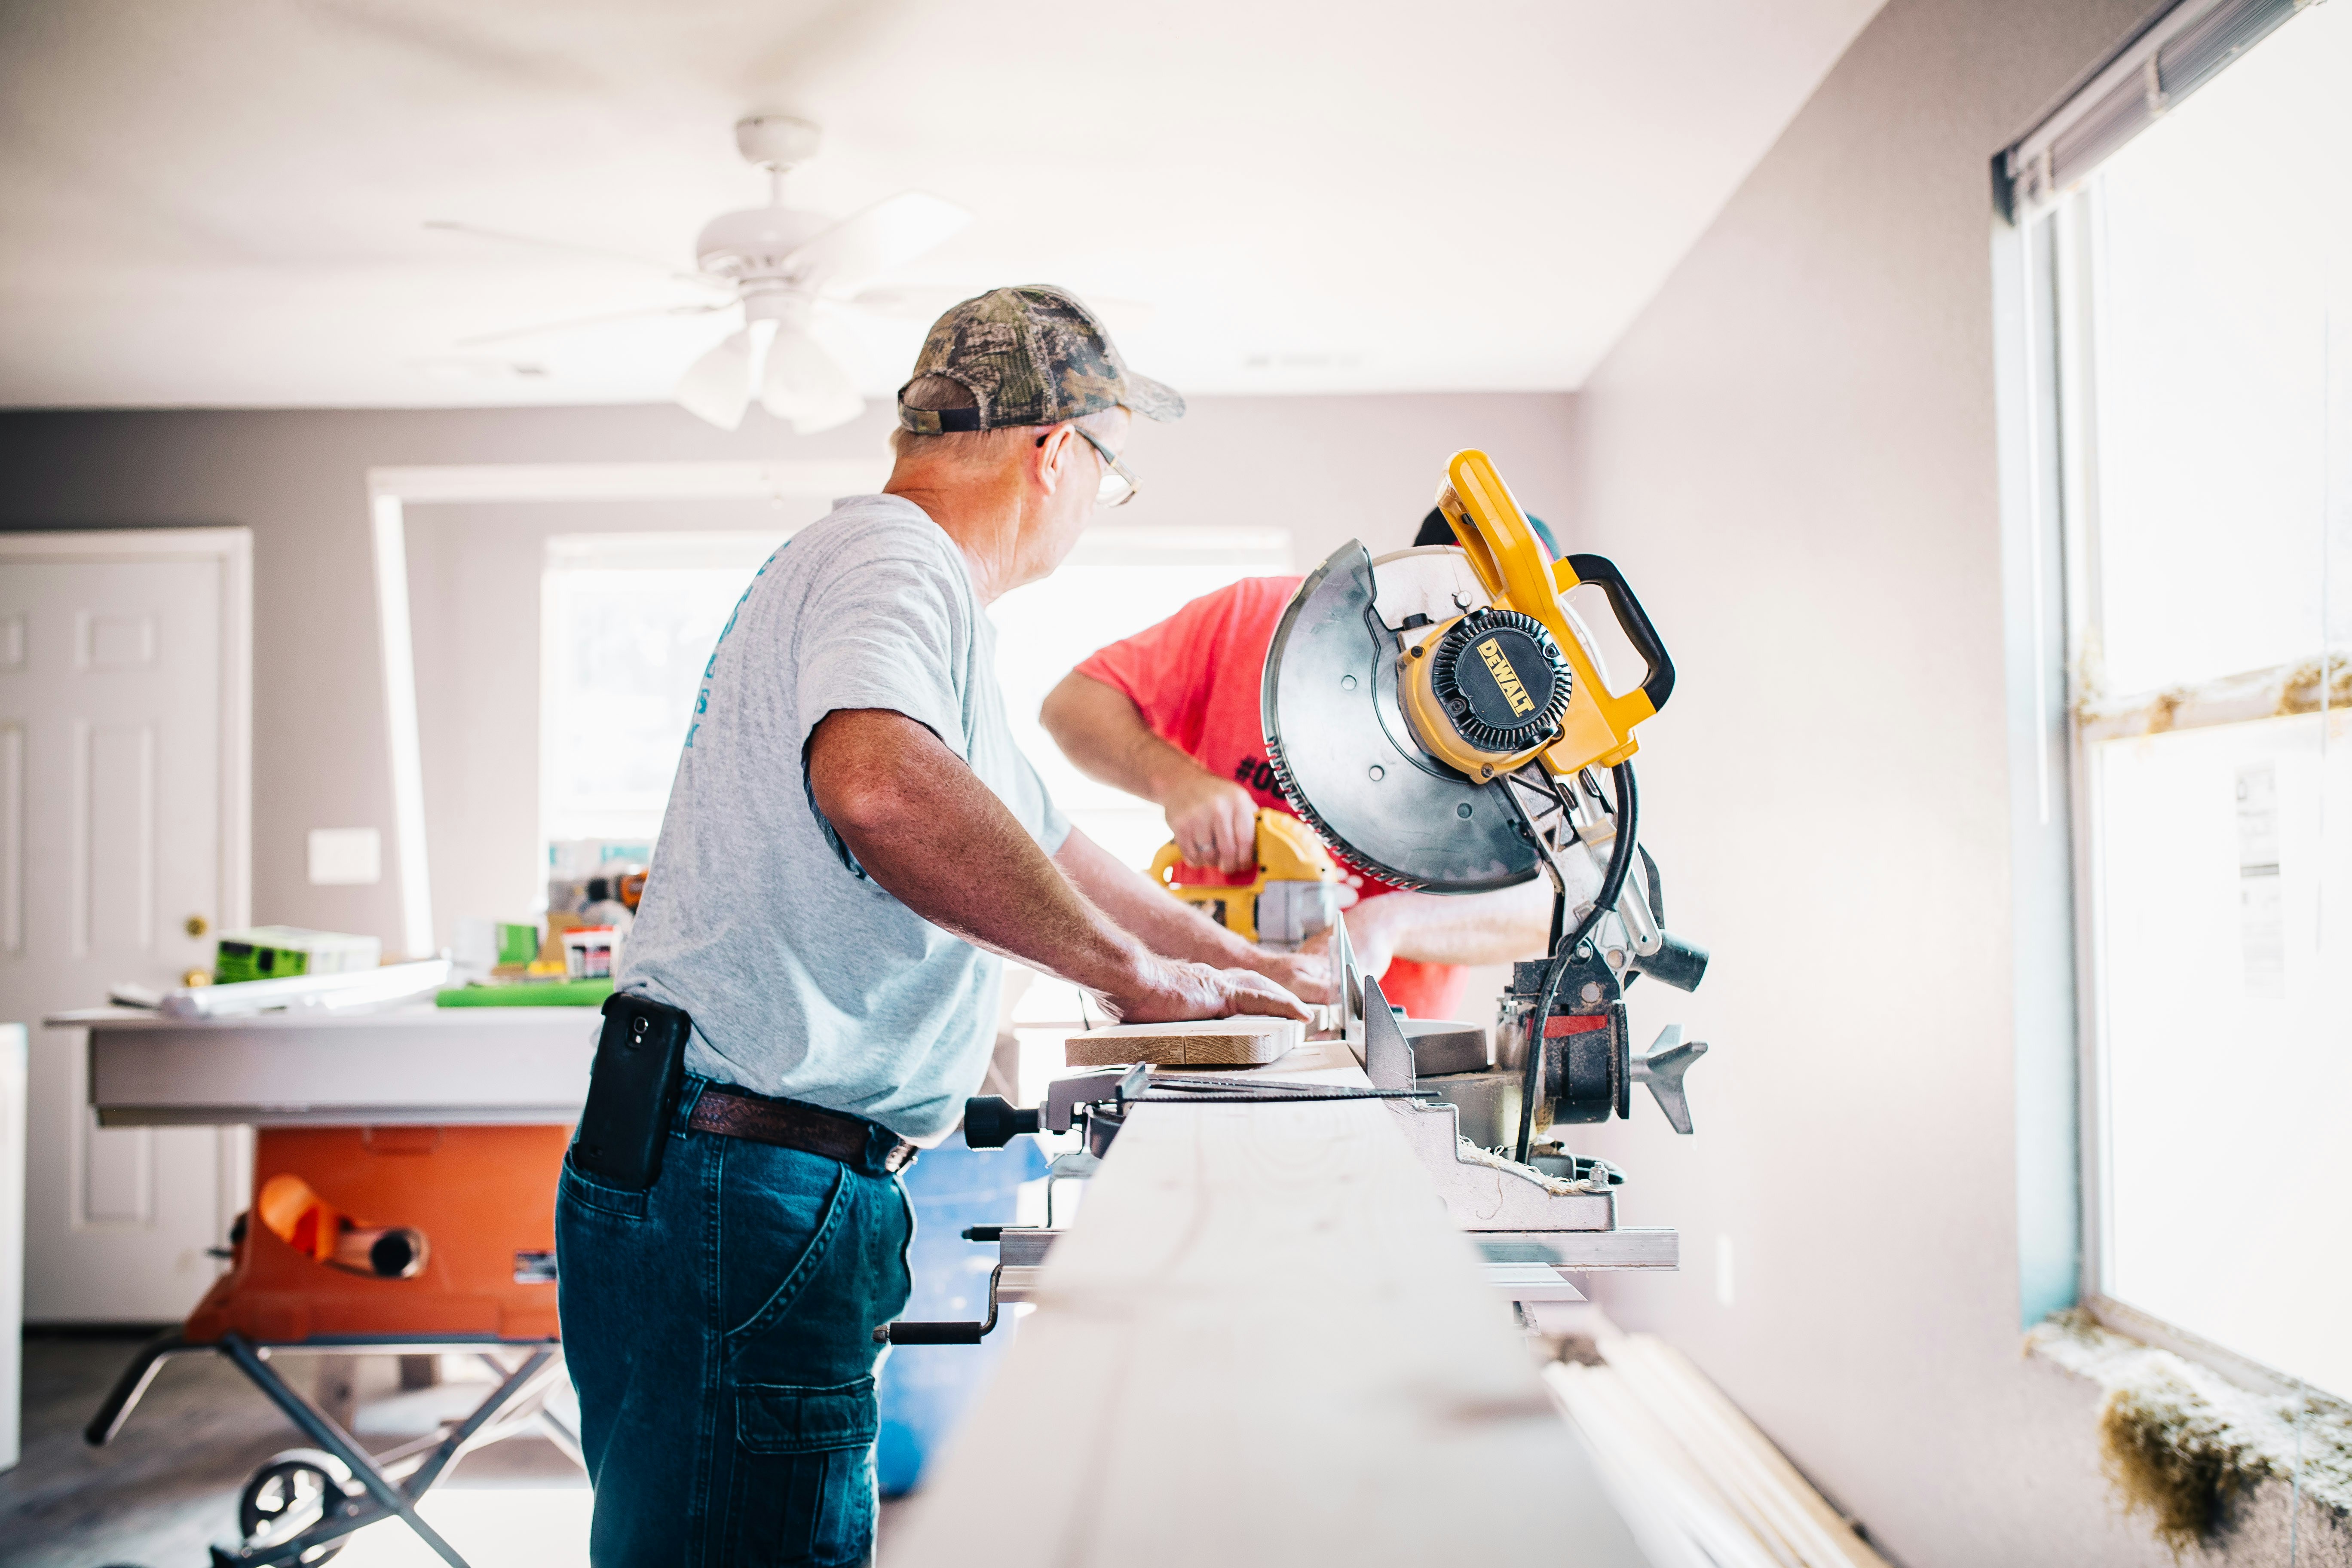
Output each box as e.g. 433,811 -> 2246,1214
213,926 -> 380,986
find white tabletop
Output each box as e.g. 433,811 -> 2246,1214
53,1001 -> 599,1127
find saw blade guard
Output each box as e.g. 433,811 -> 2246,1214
1260,540 -> 1541,893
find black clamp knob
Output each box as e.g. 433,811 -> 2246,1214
962,1096 -> 1041,1150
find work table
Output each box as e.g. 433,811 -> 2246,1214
52,1003 -> 597,1126
888,1033 -> 1649,1566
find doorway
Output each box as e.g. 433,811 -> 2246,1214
0,529 -> 252,1322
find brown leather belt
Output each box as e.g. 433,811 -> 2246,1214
689,1085 -> 919,1175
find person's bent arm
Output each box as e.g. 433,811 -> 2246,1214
1052,826 -> 1330,1004
807,708 -> 1306,1024
1040,670 -> 1257,874
1341,881 -> 1556,982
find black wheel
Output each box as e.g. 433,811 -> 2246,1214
237,1448 -> 356,1564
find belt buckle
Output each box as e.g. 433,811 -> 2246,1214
882,1140 -> 918,1175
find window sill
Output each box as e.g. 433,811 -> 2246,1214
2028,1302 -> 2352,1548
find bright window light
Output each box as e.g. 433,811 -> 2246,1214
2043,0 -> 2352,1395
539,524 -> 1293,876
541,533 -> 787,847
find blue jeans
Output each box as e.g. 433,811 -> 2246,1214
556,1079 -> 914,1567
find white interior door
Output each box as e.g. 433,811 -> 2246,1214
0,534 -> 251,1322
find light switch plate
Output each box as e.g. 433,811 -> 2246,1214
307,827 -> 382,886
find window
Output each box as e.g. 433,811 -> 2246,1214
541,533 -> 787,847
2008,0 -> 2352,1393
540,522 -> 1291,873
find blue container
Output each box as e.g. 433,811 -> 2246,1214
875,1139 -> 1046,1497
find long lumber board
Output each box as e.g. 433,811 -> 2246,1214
887,1044 -> 1648,1566
1063,1015 -> 1302,1067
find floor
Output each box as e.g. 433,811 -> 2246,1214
0,1331 -> 907,1568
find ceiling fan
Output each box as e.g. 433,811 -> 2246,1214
430,116 -> 971,433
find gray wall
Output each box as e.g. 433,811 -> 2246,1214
0,393 -> 1578,951
1562,0 -> 2286,1564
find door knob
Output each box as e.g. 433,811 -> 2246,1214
185,914 -> 209,937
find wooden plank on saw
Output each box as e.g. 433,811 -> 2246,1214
885,1056 -> 1649,1567
1062,1015 -> 1303,1068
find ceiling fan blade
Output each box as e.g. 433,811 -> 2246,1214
842,285 -> 1156,332
760,328 -> 866,435
783,193 -> 971,294
425,221 -> 724,289
839,283 -> 968,320
676,329 -> 757,431
456,302 -> 729,349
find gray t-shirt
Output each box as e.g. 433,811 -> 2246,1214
619,493 -> 1069,1140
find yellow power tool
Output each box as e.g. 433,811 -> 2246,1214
1149,808 -> 1341,950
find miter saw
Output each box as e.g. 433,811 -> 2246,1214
1265,447 -> 1713,1174
877,450 -> 1716,1344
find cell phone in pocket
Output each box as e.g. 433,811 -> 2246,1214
571,990 -> 692,1191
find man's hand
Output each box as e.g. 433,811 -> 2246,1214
1041,671 -> 1261,873
1252,948 -> 1333,1006
1102,955 -> 1311,1025
1163,771 -> 1259,874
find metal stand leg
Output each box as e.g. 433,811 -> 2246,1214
85,1329 -> 199,1447
217,1334 -> 476,1568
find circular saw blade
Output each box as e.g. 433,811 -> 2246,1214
1262,541 -> 1540,893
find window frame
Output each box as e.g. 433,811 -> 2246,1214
2000,0 -> 2350,1384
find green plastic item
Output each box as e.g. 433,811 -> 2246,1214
436,979 -> 614,1008
495,922 -> 539,967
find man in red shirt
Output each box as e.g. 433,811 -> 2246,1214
1041,511 -> 1557,1020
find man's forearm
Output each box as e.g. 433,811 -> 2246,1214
1362,880 -> 1554,967
808,710 -> 1152,995
1038,671 -> 1197,805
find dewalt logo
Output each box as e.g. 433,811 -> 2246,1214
1477,637 -> 1536,717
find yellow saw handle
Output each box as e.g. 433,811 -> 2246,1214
1435,449 -> 1676,773
1151,808 -> 1339,945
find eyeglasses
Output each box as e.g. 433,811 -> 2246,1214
1066,424 -> 1141,507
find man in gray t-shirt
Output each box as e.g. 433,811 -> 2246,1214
557,286 -> 1319,1568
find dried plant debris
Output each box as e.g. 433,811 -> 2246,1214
2099,1371 -> 2270,1546
2276,655 -> 2352,717
2030,1311 -> 2352,1551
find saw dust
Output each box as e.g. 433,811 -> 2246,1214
2030,1311 -> 2352,1552
1451,1139 -> 1597,1195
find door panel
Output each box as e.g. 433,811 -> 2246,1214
0,554 -> 236,1321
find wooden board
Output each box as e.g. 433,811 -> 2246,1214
886,1047 -> 1648,1567
1063,1016 -> 1303,1067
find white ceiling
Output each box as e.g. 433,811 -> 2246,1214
0,0 -> 1885,411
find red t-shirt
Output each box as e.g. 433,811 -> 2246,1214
1073,577 -> 1469,1020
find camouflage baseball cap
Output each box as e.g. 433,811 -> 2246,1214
896,285 -> 1185,434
